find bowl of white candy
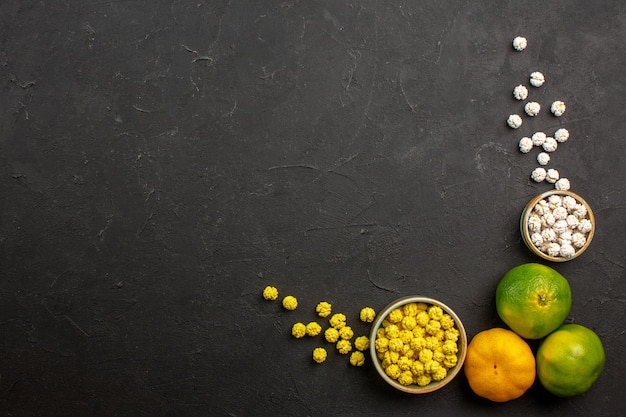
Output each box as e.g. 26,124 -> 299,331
520,190 -> 595,262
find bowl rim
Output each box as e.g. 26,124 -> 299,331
520,190 -> 595,262
369,295 -> 467,394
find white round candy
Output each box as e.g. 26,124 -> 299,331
507,114 -> 523,129
555,178 -> 571,191
560,244 -> 576,258
513,36 -> 528,51
548,195 -> 562,207
528,215 -> 542,232
525,101 -> 541,116
578,219 -> 593,233
546,242 -> 561,257
513,84 -> 529,100
566,214 -> 579,228
554,128 -> 570,143
542,213 -> 556,227
531,232 -> 544,247
519,137 -> 533,153
537,152 -> 550,166
558,231 -> 573,246
542,228 -> 557,242
530,71 -> 545,87
551,101 -> 566,117
574,203 -> 588,218
572,232 -> 587,249
553,206 -> 568,221
542,137 -> 558,152
553,220 -> 569,235
531,167 -> 547,182
546,168 -> 560,183
562,196 -> 577,210
532,132 -> 547,146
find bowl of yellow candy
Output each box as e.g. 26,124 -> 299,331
369,296 -> 467,394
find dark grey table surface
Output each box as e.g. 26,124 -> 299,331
1,1 -> 624,416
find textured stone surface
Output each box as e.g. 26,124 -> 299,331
1,0 -> 624,415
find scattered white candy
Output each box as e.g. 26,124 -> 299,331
537,152 -> 550,166
532,132 -> 547,146
524,102 -> 541,116
554,128 -> 569,143
555,177 -> 571,191
513,36 -> 528,51
530,71 -> 545,87
546,168 -> 560,183
519,137 -> 533,153
531,167 -> 547,182
513,84 -> 529,100
551,100 -> 566,116
507,114 -> 523,129
542,137 -> 558,152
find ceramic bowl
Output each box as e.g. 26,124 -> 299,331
369,296 -> 467,394
520,190 -> 595,262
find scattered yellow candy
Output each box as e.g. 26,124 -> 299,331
359,307 -> 376,323
350,351 -> 365,366
306,322 -> 322,337
292,322 -> 306,338
338,326 -> 354,340
354,335 -> 369,351
262,286 -> 279,301
316,301 -> 332,318
282,295 -> 298,311
325,327 -> 340,343
313,347 -> 327,363
329,313 -> 347,329
336,339 -> 352,354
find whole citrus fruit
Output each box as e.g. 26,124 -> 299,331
496,263 -> 571,339
464,328 -> 536,402
536,323 -> 605,397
